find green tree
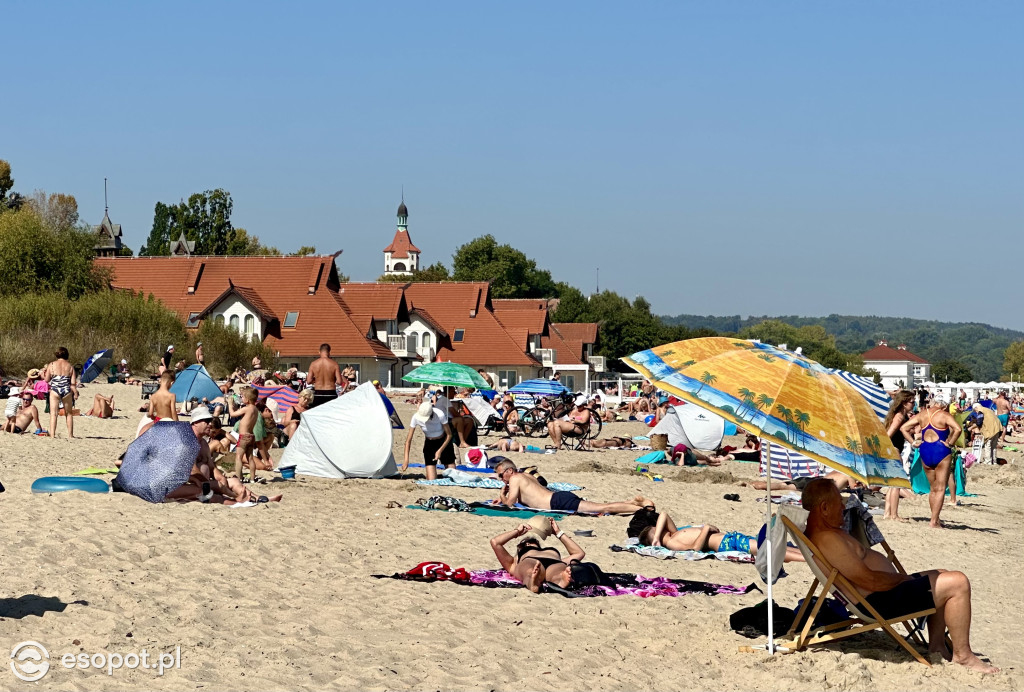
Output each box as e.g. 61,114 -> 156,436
292,245 -> 317,256
226,228 -> 281,256
0,208 -> 105,298
141,189 -> 235,256
141,201 -> 175,256
0,159 -> 24,212
933,359 -> 973,382
1003,340 -> 1024,380
451,234 -> 556,298
376,261 -> 452,283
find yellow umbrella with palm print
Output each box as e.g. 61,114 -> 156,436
623,337 -> 908,487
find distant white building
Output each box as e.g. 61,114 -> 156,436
861,340 -> 931,391
382,200 -> 421,276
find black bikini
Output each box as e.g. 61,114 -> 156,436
522,547 -> 563,570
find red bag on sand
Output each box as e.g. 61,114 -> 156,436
405,562 -> 470,582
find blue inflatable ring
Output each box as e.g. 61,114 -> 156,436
31,476 -> 111,494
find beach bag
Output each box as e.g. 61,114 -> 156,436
650,433 -> 668,451
566,560 -> 609,589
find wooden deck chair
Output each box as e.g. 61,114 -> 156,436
778,516 -> 935,666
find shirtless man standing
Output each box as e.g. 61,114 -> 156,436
147,371 -> 179,421
307,343 -> 342,408
995,391 -> 1011,442
492,458 -> 648,515
803,478 -> 997,673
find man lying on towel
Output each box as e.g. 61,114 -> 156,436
492,458 -> 648,515
803,478 -> 997,673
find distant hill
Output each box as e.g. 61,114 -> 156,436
659,314 -> 1022,381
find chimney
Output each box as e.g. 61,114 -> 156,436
878,339 -> 887,347
898,344 -> 907,350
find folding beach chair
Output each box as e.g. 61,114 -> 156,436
560,420 -> 592,451
779,516 -> 935,666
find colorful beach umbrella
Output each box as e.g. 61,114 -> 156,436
114,421 -> 199,503
623,338 -> 907,488
508,378 -> 569,397
81,348 -> 113,384
252,384 -> 300,411
169,365 -> 223,403
402,362 -> 489,389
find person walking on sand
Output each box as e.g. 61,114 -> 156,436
307,343 -> 342,408
160,345 -> 174,375
45,346 -> 78,439
195,342 -> 205,367
995,391 -> 1011,442
228,387 -> 261,482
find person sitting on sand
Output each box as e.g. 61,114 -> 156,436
489,519 -> 584,593
670,444 -> 722,467
802,477 -> 998,673
148,371 -> 179,421
163,409 -> 281,504
83,393 -> 115,418
589,436 -> 636,449
283,389 -> 313,439
546,395 -> 591,449
492,458 -> 649,515
3,390 -> 42,434
207,417 -> 237,457
627,504 -> 803,562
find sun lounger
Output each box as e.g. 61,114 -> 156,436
778,515 -> 936,666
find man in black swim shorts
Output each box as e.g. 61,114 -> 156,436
493,459 -> 649,516
3,391 -> 40,434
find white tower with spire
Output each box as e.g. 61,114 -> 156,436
382,197 -> 421,276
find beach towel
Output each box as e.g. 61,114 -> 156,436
375,565 -> 758,599
407,499 -> 594,518
73,467 -> 120,475
416,478 -> 582,491
609,542 -> 754,563
635,451 -> 669,465
908,450 -> 976,497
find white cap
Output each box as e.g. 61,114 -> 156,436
574,394 -> 588,406
121,359 -> 127,364
167,345 -> 175,351
190,408 -> 213,423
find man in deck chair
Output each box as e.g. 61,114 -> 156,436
802,478 -> 997,673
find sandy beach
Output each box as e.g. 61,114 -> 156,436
0,381 -> 1021,691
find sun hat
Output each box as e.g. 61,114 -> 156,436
413,401 -> 434,421
574,394 -> 588,407
527,515 -> 554,539
120,359 -> 127,364
167,345 -> 175,351
190,408 -> 214,424
26,368 -> 40,379
8,387 -> 21,397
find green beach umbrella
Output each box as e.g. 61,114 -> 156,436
402,362 -> 489,389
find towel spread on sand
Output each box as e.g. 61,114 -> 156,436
609,543 -> 755,563
406,499 -> 597,518
375,563 -> 758,599
73,467 -> 120,475
416,478 -> 582,491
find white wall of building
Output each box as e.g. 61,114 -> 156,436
211,295 -> 263,341
865,360 -> 915,390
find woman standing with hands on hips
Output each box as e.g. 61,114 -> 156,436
401,401 -> 453,480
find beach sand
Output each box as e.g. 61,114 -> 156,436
0,381 -> 1021,690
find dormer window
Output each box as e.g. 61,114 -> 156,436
284,311 -> 299,328
454,329 -> 465,343
185,312 -> 202,328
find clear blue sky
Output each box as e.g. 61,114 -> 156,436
5,2 -> 1021,329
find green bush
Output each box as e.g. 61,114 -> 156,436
0,291 -> 274,379
0,208 -> 106,298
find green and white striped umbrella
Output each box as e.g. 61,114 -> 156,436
402,362 -> 489,389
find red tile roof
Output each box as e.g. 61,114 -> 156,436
550,322 -> 599,362
95,256 -> 394,359
382,229 -> 421,259
493,299 -> 549,336
196,282 -> 278,322
542,325 -> 582,365
861,343 -> 930,364
403,282 -> 539,366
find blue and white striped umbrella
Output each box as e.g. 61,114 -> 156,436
508,378 -> 569,397
760,368 -> 892,480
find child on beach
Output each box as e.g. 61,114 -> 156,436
147,371 -> 179,421
229,387 -> 261,482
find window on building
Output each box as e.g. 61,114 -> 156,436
215,314 -> 225,324
393,262 -> 406,272
454,329 -> 465,343
284,311 -> 299,328
562,374 -> 576,391
229,315 -> 239,331
407,332 -> 418,354
386,320 -> 398,335
185,312 -> 202,328
244,314 -> 255,336
498,370 -> 518,388
422,332 -> 431,352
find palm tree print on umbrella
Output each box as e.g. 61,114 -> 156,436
845,437 -> 862,454
793,409 -> 811,444
775,404 -> 796,444
696,371 -> 717,394
736,387 -> 757,421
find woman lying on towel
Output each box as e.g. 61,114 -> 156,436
490,519 -> 588,593
627,506 -> 804,562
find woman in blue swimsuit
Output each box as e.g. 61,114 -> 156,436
901,397 -> 962,528
45,346 -> 78,439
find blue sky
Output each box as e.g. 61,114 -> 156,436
5,2 -> 1021,329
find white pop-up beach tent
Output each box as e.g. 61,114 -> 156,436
278,382 -> 397,478
650,403 -> 726,450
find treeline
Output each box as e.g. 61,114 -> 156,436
0,160 -> 277,378
662,313 -> 1022,381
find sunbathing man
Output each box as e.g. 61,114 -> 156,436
802,478 -> 997,673
493,458 -> 648,515
589,436 -> 636,449
628,505 -> 803,562
489,519 -> 583,593
3,390 -> 41,434
307,343 -> 342,408
546,395 -> 591,449
83,393 -> 115,418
